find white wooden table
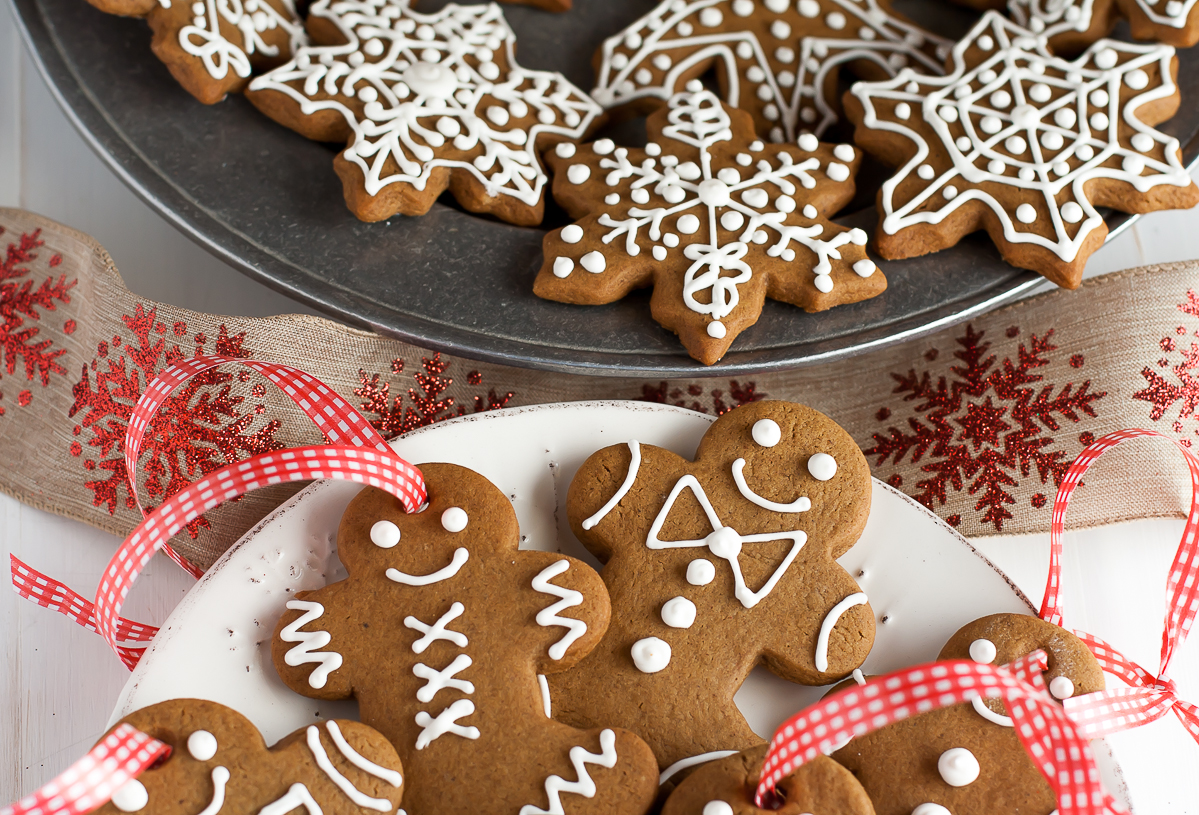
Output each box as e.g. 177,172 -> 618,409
1,2 -> 1198,811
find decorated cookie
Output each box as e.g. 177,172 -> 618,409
246,0 -> 602,225
661,744 -> 874,815
94,699 -> 404,815
550,400 -> 875,768
271,463 -> 659,815
844,11 -> 1199,289
955,0 -> 1199,51
591,0 -> 952,141
831,612 -> 1104,815
536,86 -> 885,366
86,0 -> 305,105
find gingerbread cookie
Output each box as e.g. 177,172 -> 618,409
831,612 -> 1104,815
95,699 -> 404,815
536,86 -> 885,366
591,0 -> 952,141
661,744 -> 874,815
959,0 -> 1199,52
844,11 -> 1199,289
550,400 -> 875,769
271,463 -> 659,815
86,0 -> 306,105
246,0 -> 602,225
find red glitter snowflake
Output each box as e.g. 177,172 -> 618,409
68,305 -> 283,535
0,227 -> 75,415
864,325 -> 1106,531
355,353 -> 514,439
638,380 -> 767,415
1133,290 -> 1199,441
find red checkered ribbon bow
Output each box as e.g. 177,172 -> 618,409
754,659 -> 1123,815
1041,429 -> 1199,745
12,359 -> 426,669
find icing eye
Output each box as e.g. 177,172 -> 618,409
937,747 -> 980,786
111,779 -> 149,812
703,803 -> 734,815
1049,675 -> 1075,700
187,729 -> 218,761
807,452 -> 837,481
441,507 -> 468,532
751,418 -> 781,447
686,558 -> 715,586
968,638 -> 997,664
370,520 -> 401,548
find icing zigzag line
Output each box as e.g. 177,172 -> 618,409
531,560 -> 588,660
280,600 -> 344,689
519,729 -> 619,815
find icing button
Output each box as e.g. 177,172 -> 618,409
912,805 -> 952,815
401,61 -> 457,99
938,747 -> 980,787
187,729 -> 218,761
703,803 -> 734,815
631,637 -> 671,673
111,780 -> 149,813
706,321 -> 727,339
441,507 -> 468,532
686,559 -> 716,586
705,527 -> 742,559
661,596 -> 697,628
968,638 -> 997,664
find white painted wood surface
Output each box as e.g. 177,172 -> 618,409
1,1 -> 1199,811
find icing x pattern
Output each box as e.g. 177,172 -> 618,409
405,602 -> 479,750
592,0 -> 952,140
180,0 -> 306,80
248,0 -> 601,204
850,12 -> 1193,262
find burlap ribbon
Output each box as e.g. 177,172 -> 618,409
2,206 -> 1196,571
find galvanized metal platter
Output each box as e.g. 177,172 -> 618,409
12,0 -> 1199,376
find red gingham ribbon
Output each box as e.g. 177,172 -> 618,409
754,660 -> 1122,815
0,724 -> 169,815
1040,429 -> 1199,746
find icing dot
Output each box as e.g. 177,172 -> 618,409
1016,204 -> 1037,223
1126,69 -> 1150,90
1076,143 -> 1095,161
1029,83 -> 1052,103
981,116 -> 1002,134
752,418 -> 782,447
646,142 -> 662,157
1123,154 -> 1145,175
370,520 -> 401,548
912,805 -> 952,815
441,507 -> 468,532
187,730 -> 218,761
1005,136 -> 1027,155
849,228 -> 868,245
555,142 -> 576,159
1019,167 -> 1036,182
814,274 -> 833,293
736,152 -> 753,167
737,41 -> 754,59
567,164 -> 591,184
807,452 -> 837,481
1055,108 -> 1077,128
895,102 -> 911,120
733,0 -> 754,15
938,747 -> 980,787
1090,89 -> 1110,107
631,637 -> 671,673
1041,131 -> 1064,150
664,233 -> 680,247
1168,0 -> 1185,14
969,638 -> 997,664
1050,676 -> 1076,699
357,86 -> 378,103
977,35 -> 994,50
989,90 -> 1011,109
717,167 -> 741,184
687,559 -> 716,585
771,20 -> 791,38
752,230 -> 768,244
653,246 -> 667,261
654,54 -> 673,71
1094,48 -> 1119,70
803,204 -> 818,219
775,195 -> 796,213
826,162 -> 850,182
1053,162 -> 1069,176
635,68 -> 653,84
1090,112 -> 1109,130
677,214 -> 701,234
917,164 -> 935,180
111,780 -> 148,813
938,105 -> 959,123
661,596 -> 697,628
776,48 -> 796,64
402,61 -> 457,99
742,189 -> 769,208
943,185 -> 958,200
700,8 -> 723,26
561,225 -> 584,244
553,257 -> 574,278
798,133 -> 819,151
594,139 -> 615,156
955,137 -> 971,153
853,259 -> 877,278
698,179 -> 732,207
799,0 -> 820,16
703,803 -> 734,815
436,117 -> 460,137
663,185 -> 686,204
581,251 -> 606,273
610,53 -> 628,70
706,527 -> 742,559
721,211 -> 745,231
632,189 -> 650,204
1132,132 -> 1155,152
826,12 -> 846,29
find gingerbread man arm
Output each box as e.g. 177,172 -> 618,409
272,583 -> 358,701
517,551 -> 612,673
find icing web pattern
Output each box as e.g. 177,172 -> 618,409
851,12 -> 1193,263
592,0 -> 952,140
175,0 -> 307,80
249,0 -> 601,205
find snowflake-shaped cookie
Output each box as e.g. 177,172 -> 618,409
958,0 -> 1199,50
246,0 -> 602,224
591,0 -> 953,141
845,12 -> 1199,289
535,85 -> 885,366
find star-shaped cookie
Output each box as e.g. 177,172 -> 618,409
246,0 -> 602,224
845,11 -> 1199,288
953,0 -> 1199,50
535,84 -> 885,366
591,0 -> 953,141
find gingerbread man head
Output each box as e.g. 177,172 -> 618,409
271,463 -> 659,815
551,401 -> 875,768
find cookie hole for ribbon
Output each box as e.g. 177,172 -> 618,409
147,746 -> 173,770
755,786 -> 786,811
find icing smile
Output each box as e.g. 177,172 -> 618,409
731,458 -> 811,513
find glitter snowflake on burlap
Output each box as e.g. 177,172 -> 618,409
1134,289 -> 1199,440
592,0 -> 951,141
68,306 -> 282,536
0,227 -> 75,416
847,12 -> 1198,288
865,323 -> 1105,531
247,0 -> 601,223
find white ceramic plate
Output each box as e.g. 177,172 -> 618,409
108,401 -> 1128,805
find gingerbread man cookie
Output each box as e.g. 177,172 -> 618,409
591,0 -> 952,141
246,0 -> 602,225
550,400 -> 875,769
536,86 -> 885,366
86,0 -> 306,105
661,744 -> 874,815
844,11 -> 1199,289
95,699 -> 404,815
271,463 -> 659,815
831,612 -> 1104,815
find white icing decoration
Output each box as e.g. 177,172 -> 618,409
280,600 -> 344,690
181,0 -> 305,82
307,725 -> 393,811
686,558 -> 716,585
581,251 -> 607,273
1050,675 -> 1075,699
561,225 -> 584,244
413,653 -> 475,703
631,636 -> 672,672
937,747 -> 980,787
731,458 -> 812,512
806,452 -> 838,480
249,2 -> 601,206
853,259 -> 877,277
386,547 -> 469,585
815,592 -> 869,671
912,805 -> 952,815
414,699 -> 480,749
658,750 -> 740,785
703,803 -> 734,815
111,780 -> 148,813
405,601 -> 469,653
553,258 -> 574,278
648,474 -> 807,608
325,721 -> 403,787
556,142 -> 577,158
518,729 -> 618,815
187,730 -> 218,761
532,560 -> 588,660
581,440 -> 642,530
568,165 -> 592,184
751,418 -> 781,447
851,12 -> 1193,263
441,507 -> 468,532
969,638 -> 997,664
852,668 -> 866,686
259,784 -> 322,815
196,767 -> 229,815
971,696 -> 1014,727
706,321 -> 727,338
661,596 -> 697,628
370,520 -> 401,548
538,674 -> 552,718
